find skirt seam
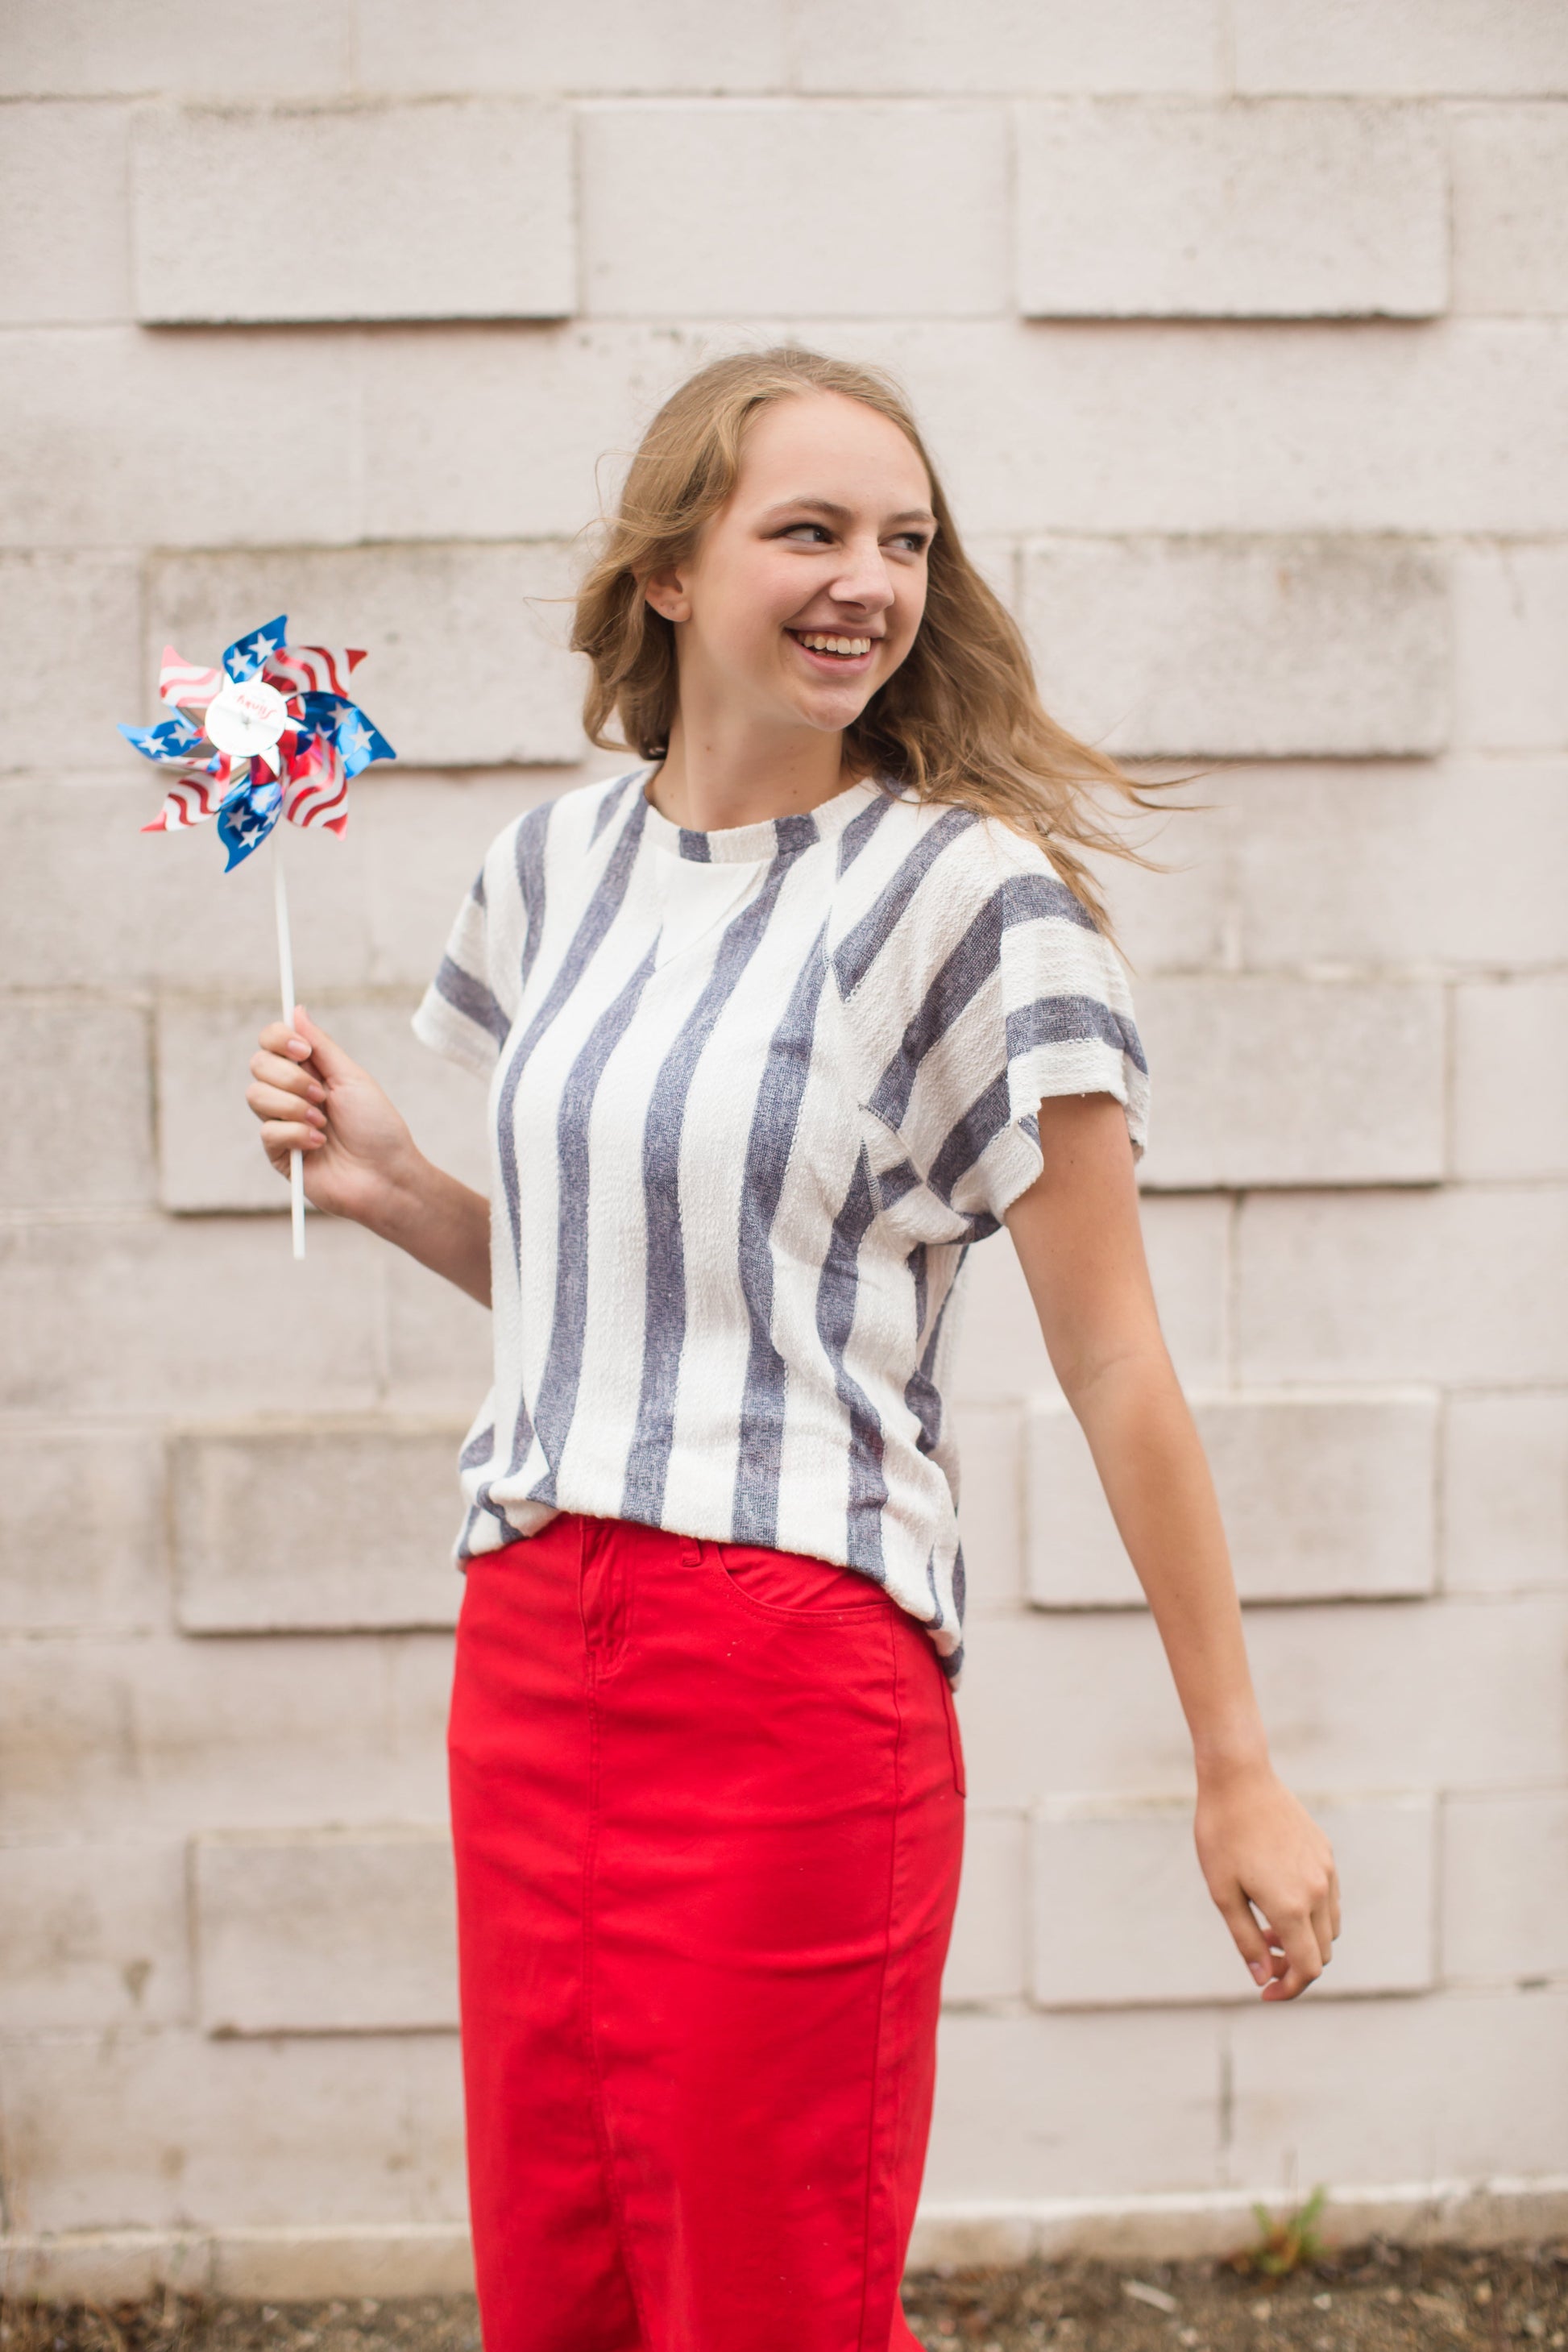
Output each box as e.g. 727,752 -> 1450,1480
854,1616 -> 906,2352
581,1604 -> 652,2345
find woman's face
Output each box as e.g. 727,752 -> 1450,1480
645,390 -> 935,740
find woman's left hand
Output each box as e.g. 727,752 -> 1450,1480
1194,1763 -> 1341,2001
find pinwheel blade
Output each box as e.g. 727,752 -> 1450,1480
158,645 -> 222,710
119,712 -> 206,765
140,772 -> 226,832
297,692 -> 396,780
264,645 -> 366,699
216,770 -> 284,869
222,616 -> 288,684
282,731 -> 349,834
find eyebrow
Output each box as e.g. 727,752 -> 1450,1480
762,496 -> 937,529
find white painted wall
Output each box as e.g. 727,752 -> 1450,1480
2,0 -> 1566,2296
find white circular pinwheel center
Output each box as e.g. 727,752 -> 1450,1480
205,674 -> 288,758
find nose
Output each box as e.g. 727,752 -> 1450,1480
828,532 -> 896,616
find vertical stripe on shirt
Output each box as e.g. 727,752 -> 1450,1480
621,857 -> 796,1524
814,1144 -> 889,1582
731,926 -> 832,1548
529,944 -> 661,1498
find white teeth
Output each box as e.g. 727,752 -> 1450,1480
799,633 -> 871,656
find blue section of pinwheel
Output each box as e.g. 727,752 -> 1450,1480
216,774 -> 284,870
223,616 -> 288,683
297,692 -> 396,778
118,711 -> 205,765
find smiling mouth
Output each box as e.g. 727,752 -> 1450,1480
789,631 -> 876,661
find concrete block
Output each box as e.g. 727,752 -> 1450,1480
1243,1594 -> 1568,1801
0,2 -> 353,96
0,1630 -> 454,1838
790,0 -> 1223,94
193,1827 -> 458,2034
0,1840 -> 191,2030
579,102 -> 1009,317
210,2227 -> 473,2302
0,2031 -> 465,2234
925,2008 -> 1224,2200
1441,1790 -> 1568,1982
1030,1794 -> 1435,2007
171,1420 -> 467,1633
1021,535 -> 1449,759
0,780 -> 380,996
1136,1196 -> 1233,1391
1025,1390 -> 1439,1609
951,1405 -> 1024,1618
1234,2 -> 1568,97
133,102 -> 572,324
371,313 -> 1568,541
1234,758 -> 1568,973
356,0 -> 785,89
948,1193 -> 1230,1406
1135,977 -> 1446,1189
1018,102 -> 1445,319
384,1247 -> 496,1416
0,1003 -> 156,1208
1443,1393 -> 1568,1595
145,545 -> 586,768
943,1810 -> 1027,2006
359,321 -> 706,541
1081,780 -> 1238,976
833,316 -> 1568,537
0,1426 -> 166,1632
1454,107 -> 1568,314
156,996 -> 490,1213
0,550 -> 140,767
0,329 -> 360,551
1454,544 -> 1568,751
362,772 -> 564,988
1451,977 -> 1568,1180
0,102 -> 131,323
0,1215 -> 383,1417
0,2231 -> 214,2305
1227,1988 -> 1568,2189
956,1594 -> 1568,1808
1236,1186 -> 1568,1388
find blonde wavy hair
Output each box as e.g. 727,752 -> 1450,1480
572,346 -> 1184,942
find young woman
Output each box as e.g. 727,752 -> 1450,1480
247,349 -> 1340,2352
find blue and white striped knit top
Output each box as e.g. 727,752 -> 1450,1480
413,766 -> 1149,1680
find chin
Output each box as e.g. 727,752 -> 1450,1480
794,687 -> 877,732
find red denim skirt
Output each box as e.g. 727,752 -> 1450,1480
446,1511 -> 966,2352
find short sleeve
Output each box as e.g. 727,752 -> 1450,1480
838,815 -> 1150,1240
412,857 -> 517,1080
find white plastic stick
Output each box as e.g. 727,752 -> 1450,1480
271,829 -> 306,1260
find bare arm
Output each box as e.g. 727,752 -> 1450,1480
1004,1091 -> 1341,2001
247,1006 -> 492,1306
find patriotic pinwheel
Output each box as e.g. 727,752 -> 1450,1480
120,613 -> 396,869
120,616 -> 397,1259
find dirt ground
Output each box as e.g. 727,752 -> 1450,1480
3,2242 -> 1566,2352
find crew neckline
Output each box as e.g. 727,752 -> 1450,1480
637,769 -> 883,865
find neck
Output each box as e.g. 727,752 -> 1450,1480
645,706 -> 852,835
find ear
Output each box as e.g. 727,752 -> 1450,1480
642,565 -> 691,626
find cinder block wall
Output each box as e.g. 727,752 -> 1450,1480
3,0 -> 1566,2298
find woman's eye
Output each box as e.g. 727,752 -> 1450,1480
781,522 -> 832,542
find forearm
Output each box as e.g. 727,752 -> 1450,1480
359,1147 -> 492,1307
1070,1351 -> 1269,1782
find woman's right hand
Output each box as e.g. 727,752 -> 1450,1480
247,1004 -> 421,1227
